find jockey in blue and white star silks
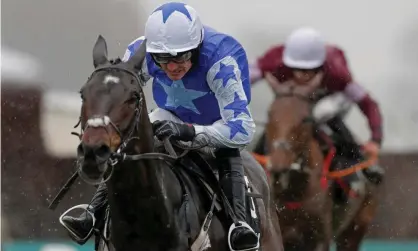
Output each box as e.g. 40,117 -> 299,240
60,2 -> 259,251
122,8 -> 254,150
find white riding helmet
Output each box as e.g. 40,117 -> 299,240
145,2 -> 204,56
283,27 -> 326,69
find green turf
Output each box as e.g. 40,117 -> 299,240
3,240 -> 418,251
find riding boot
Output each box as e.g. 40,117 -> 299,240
216,148 -> 259,251
61,183 -> 108,243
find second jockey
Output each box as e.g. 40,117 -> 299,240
251,27 -> 384,190
60,2 -> 259,250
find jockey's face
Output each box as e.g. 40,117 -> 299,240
292,68 -> 322,84
152,51 -> 193,80
161,60 -> 193,80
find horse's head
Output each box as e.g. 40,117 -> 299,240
76,35 -> 149,182
265,72 -> 323,198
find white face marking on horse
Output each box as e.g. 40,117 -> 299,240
87,116 -> 111,127
290,162 -> 301,170
103,75 -> 120,84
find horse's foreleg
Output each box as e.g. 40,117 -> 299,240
310,211 -> 332,251
335,194 -> 378,251
316,210 -> 333,251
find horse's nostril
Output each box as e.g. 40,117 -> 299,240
95,144 -> 111,160
78,142 -> 97,160
78,142 -> 110,162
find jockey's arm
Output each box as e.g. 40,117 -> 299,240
342,82 -> 383,145
122,36 -> 151,83
194,56 -> 256,149
329,47 -> 384,146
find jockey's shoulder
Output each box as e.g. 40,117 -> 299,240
324,44 -> 352,83
264,44 -> 285,56
325,44 -> 348,61
200,26 -> 247,63
255,44 -> 285,72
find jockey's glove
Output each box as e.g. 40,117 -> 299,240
152,120 -> 196,142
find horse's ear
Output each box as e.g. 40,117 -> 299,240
92,35 -> 109,68
298,72 -> 324,97
126,39 -> 147,70
265,72 -> 286,94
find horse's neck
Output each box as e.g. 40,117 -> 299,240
106,105 -> 183,245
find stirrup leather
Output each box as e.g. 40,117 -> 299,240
59,204 -> 96,243
227,221 -> 260,251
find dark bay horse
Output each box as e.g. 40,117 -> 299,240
75,35 -> 283,251
263,73 -> 378,251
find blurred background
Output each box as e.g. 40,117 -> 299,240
1,0 -> 418,250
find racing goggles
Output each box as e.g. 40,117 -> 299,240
151,51 -> 193,64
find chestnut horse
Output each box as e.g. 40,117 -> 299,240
263,73 -> 378,251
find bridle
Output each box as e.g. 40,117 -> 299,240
84,63 -> 145,151
75,62 -> 205,185
73,63 -> 145,184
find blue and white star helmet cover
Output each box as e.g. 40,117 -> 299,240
145,2 -> 203,54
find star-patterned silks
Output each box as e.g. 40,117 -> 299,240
214,62 -> 238,87
127,39 -> 142,56
123,26 -> 255,147
226,120 -> 248,139
159,79 -> 207,114
223,92 -> 250,118
153,2 -> 192,23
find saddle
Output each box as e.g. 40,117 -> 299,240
95,142 -> 263,251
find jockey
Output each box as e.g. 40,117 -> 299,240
250,27 -> 384,188
61,2 -> 259,250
